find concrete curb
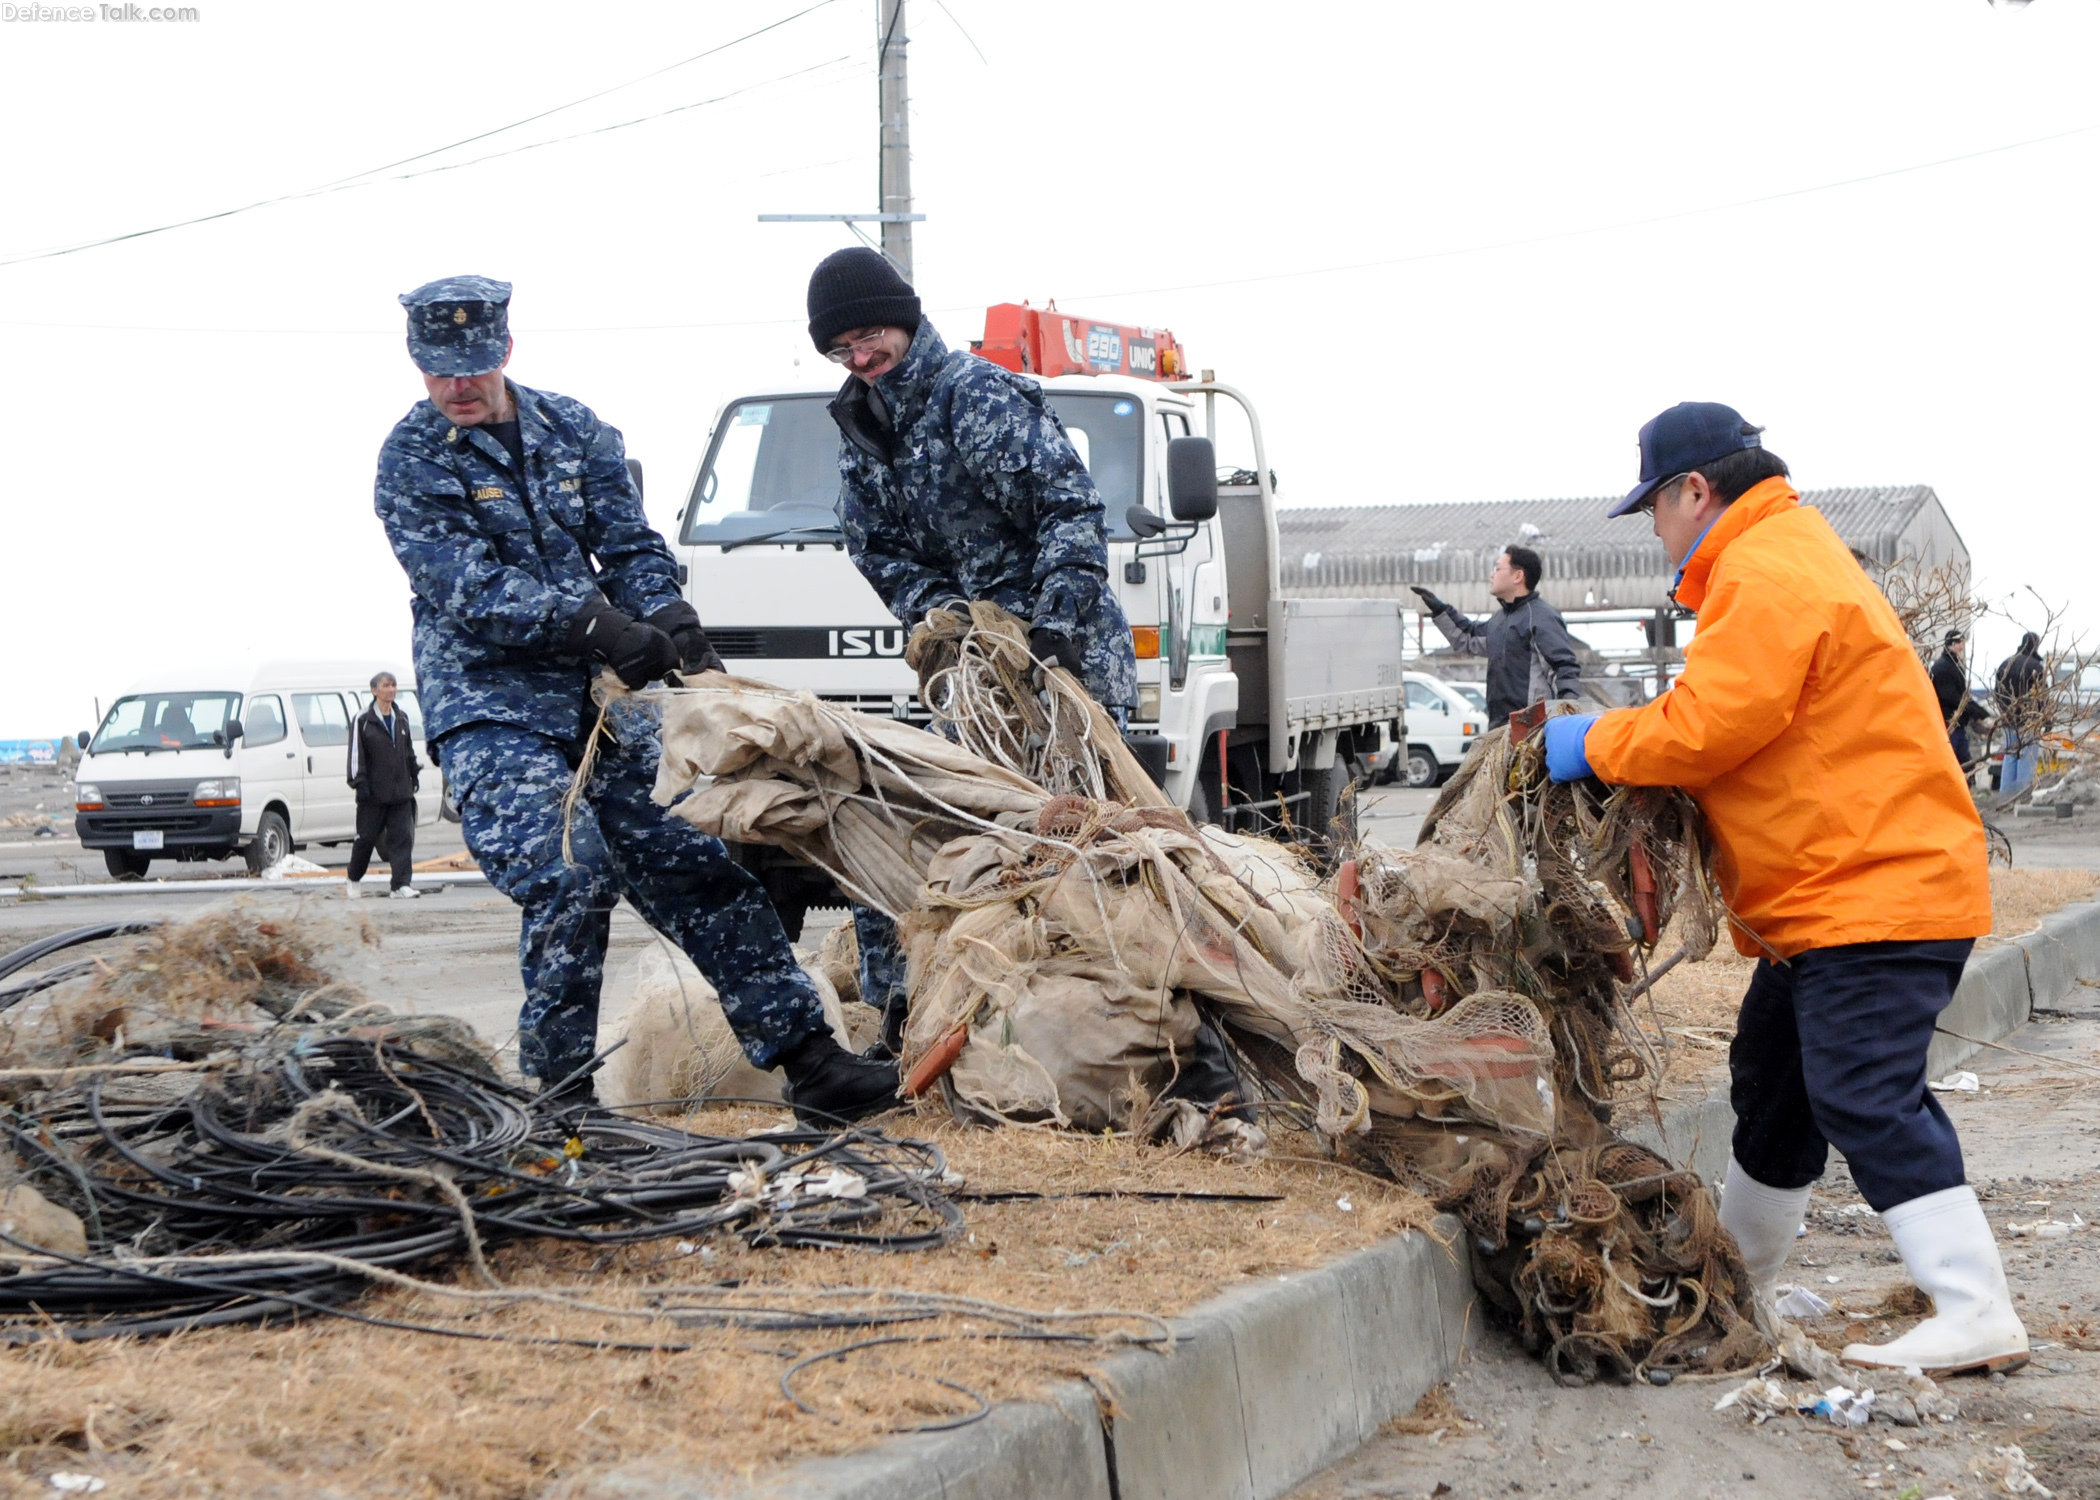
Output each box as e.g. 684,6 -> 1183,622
562,1218 -> 1475,1500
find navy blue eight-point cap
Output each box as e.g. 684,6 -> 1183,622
1612,401 -> 1765,517
400,274 -> 513,377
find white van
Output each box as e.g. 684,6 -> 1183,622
72,661 -> 442,880
1389,672 -> 1487,787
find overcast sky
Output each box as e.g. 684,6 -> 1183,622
1,0 -> 2094,737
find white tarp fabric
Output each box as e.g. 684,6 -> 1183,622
643,674 -> 1557,1140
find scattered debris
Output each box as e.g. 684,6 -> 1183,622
1773,1284 -> 1833,1319
2006,1214 -> 2083,1239
1930,1070 -> 1982,1093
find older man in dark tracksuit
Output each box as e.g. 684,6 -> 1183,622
345,670 -> 422,898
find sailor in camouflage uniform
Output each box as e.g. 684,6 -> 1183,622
805,248 -> 1139,1051
374,275 -> 897,1120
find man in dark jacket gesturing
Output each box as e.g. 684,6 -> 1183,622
345,671 -> 423,899
1411,545 -> 1584,728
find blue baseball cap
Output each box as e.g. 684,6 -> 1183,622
399,275 -> 512,376
1610,401 -> 1766,517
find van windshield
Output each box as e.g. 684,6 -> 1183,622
91,692 -> 242,754
683,390 -> 1149,545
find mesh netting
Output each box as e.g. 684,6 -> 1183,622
643,656 -> 1767,1380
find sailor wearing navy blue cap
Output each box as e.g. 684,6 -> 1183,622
372,276 -> 900,1121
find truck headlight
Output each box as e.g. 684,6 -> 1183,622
1137,683 -> 1162,722
74,783 -> 103,811
193,778 -> 242,807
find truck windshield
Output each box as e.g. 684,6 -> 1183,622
91,692 -> 242,754
683,389 -> 1148,545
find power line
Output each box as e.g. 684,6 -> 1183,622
1051,119 -> 2100,306
3,117 -> 2090,334
0,0 -> 848,268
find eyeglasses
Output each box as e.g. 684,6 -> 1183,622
824,331 -> 888,364
1636,473 -> 1689,515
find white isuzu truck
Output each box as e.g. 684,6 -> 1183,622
673,303 -> 1402,930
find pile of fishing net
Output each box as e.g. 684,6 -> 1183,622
641,607 -> 1769,1380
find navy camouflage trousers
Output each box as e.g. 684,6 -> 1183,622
440,711 -> 826,1085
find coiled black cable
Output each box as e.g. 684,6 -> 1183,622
0,1033 -> 960,1341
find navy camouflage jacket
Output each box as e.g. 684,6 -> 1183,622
374,381 -> 683,743
831,320 -> 1137,709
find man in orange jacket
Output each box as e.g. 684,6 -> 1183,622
1541,402 -> 2025,1376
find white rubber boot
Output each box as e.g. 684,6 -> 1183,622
343,880 -> 363,900
1842,1185 -> 2028,1376
1719,1156 -> 1810,1298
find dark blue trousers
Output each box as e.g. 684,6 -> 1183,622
1729,938 -> 1972,1212
440,708 -> 827,1084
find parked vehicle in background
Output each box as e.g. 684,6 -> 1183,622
1382,673 -> 1484,786
1447,680 -> 1488,715
73,662 -> 443,880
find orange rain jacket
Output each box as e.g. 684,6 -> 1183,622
1585,478 -> 1991,959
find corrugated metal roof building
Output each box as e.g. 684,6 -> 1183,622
1276,486 -> 1968,614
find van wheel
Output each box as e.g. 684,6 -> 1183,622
244,811 -> 291,876
1403,746 -> 1441,788
103,849 -> 152,881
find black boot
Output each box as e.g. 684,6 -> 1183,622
778,1030 -> 900,1126
535,1074 -> 600,1119
1159,1018 -> 1256,1124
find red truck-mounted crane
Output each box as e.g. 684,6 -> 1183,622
972,302 -> 1188,382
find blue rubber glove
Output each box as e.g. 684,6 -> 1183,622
1542,713 -> 1601,783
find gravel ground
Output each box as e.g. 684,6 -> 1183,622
1288,980 -> 2100,1500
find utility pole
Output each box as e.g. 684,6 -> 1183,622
757,1 -> 924,272
877,0 -> 913,280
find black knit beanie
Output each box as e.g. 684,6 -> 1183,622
806,247 -> 922,353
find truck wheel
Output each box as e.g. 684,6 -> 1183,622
103,849 -> 152,881
1302,761 -> 1355,855
1403,746 -> 1441,788
244,811 -> 291,876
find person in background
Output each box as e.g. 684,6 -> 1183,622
1993,631 -> 2047,795
345,671 -> 422,899
1542,401 -> 2023,1377
1930,630 -> 1989,776
1410,544 -> 1584,728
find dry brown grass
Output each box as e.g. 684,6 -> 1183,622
1641,866 -> 2095,1096
0,1112 -> 1433,1498
1380,1380 -> 1476,1438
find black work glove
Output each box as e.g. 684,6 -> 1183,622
647,600 -> 725,675
1027,626 -> 1084,677
1410,586 -> 1450,615
565,594 -> 680,689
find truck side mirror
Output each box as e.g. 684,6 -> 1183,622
1126,504 -> 1168,539
75,730 -> 90,750
626,458 -> 645,500
1166,437 -> 1219,522
225,719 -> 244,742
